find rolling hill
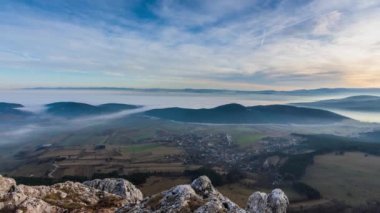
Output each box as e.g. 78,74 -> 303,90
144,103 -> 348,124
0,102 -> 32,121
292,95 -> 380,112
31,87 -> 380,96
45,102 -> 141,118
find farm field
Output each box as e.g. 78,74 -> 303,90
5,114 -> 380,211
230,132 -> 264,147
8,143 -> 189,178
2,116 -> 280,178
301,152 -> 380,206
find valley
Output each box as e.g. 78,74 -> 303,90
1,92 -> 380,212
1,111 -> 380,211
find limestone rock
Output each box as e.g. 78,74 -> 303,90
16,197 -> 65,213
16,184 -> 60,199
118,184 -> 204,212
191,176 -> 244,213
246,189 -> 289,213
267,189 -> 289,213
83,178 -> 143,203
43,181 -> 127,210
0,175 -> 16,196
1,174 -> 289,213
117,176 -> 245,213
246,192 -> 268,213
0,176 -> 127,212
191,176 -> 216,198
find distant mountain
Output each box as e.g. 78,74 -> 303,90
0,103 -> 24,109
357,130 -> 380,143
45,102 -> 141,118
29,87 -> 380,96
292,95 -> 380,112
145,103 -> 348,124
0,102 -> 32,121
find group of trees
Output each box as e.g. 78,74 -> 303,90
11,166 -> 247,187
11,172 -> 153,186
184,167 -> 246,186
277,133 -> 380,202
279,134 -> 380,182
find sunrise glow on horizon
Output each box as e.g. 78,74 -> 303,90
0,0 -> 379,90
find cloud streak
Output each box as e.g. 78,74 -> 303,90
0,0 -> 379,90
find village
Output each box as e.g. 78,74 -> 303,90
142,131 -> 303,173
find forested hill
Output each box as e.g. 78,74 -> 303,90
45,102 -> 141,118
145,103 -> 348,124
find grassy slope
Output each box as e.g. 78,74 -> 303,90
301,152 -> 380,205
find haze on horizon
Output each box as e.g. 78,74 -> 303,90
0,0 -> 379,90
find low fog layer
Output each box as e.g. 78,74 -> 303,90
3,88 -> 380,110
1,89 -> 380,146
0,106 -> 151,145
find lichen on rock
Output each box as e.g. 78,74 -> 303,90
246,189 -> 289,213
267,189 -> 289,213
246,192 -> 268,213
83,178 -> 143,203
0,174 -> 289,213
0,175 -> 142,212
118,176 -> 246,213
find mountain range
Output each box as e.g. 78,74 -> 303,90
292,95 -> 380,112
145,103 -> 348,124
30,87 -> 380,96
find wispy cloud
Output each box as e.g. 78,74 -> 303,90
313,10 -> 342,35
0,0 -> 379,89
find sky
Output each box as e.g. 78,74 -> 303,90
0,0 -> 379,90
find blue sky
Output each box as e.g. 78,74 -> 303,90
0,0 -> 379,90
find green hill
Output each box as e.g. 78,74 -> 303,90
0,102 -> 32,121
45,102 -> 141,118
145,103 -> 348,124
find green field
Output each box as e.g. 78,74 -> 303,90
124,143 -> 163,153
231,132 -> 263,146
301,152 -> 380,206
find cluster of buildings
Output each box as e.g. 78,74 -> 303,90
156,132 -> 303,173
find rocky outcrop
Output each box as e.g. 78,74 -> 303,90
246,189 -> 289,213
15,197 -> 64,213
0,175 -> 16,196
0,175 -> 288,213
246,192 -> 268,213
83,178 -> 143,203
116,176 -> 289,213
267,189 -> 289,213
0,175 -> 142,212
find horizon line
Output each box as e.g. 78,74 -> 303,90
18,86 -> 380,93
